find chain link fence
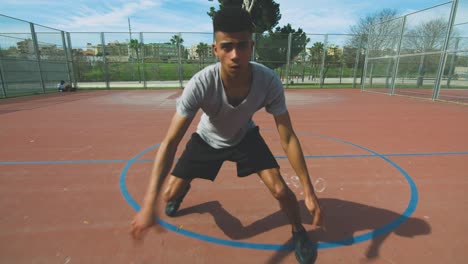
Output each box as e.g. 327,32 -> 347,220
0,15 -> 72,97
362,0 -> 467,104
1,0 -> 466,104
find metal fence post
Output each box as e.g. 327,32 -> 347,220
66,32 -> 78,89
30,23 -> 46,93
285,33 -> 292,88
0,55 -> 7,97
433,0 -> 458,100
352,36 -> 363,88
251,33 -> 256,62
61,31 -> 72,85
178,32 -> 183,88
390,16 -> 407,95
446,37 -> 460,88
101,32 -> 110,89
140,32 -> 147,89
319,34 -> 328,88
286,33 -> 292,88
361,43 -> 370,91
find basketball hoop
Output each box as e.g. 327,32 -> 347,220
243,0 -> 256,13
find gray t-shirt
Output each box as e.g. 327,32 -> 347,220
176,62 -> 287,149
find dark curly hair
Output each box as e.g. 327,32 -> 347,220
213,7 -> 254,33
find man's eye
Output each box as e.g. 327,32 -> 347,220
221,44 -> 233,51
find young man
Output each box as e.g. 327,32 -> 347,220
131,7 -> 322,263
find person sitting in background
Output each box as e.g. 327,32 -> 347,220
57,80 -> 77,92
57,80 -> 65,92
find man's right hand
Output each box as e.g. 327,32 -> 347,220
130,208 -> 156,241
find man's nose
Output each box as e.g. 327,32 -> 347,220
230,47 -> 240,59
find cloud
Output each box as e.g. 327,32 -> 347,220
3,0 -> 465,38
55,0 -> 161,31
131,10 -> 212,33
275,0 -> 366,33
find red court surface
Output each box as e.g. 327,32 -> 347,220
0,89 -> 467,264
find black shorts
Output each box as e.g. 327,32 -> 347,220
172,126 -> 279,181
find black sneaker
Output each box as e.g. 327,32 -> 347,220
292,229 -> 317,264
165,184 -> 191,217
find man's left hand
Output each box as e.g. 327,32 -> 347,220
304,193 -> 323,230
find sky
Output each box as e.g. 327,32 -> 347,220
1,0 -> 466,32
1,0 -> 467,47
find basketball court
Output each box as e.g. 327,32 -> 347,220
0,89 -> 466,263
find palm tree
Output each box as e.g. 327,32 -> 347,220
170,35 -> 185,81
129,39 -> 142,83
170,35 -> 184,46
129,39 -> 141,59
196,42 -> 210,68
308,42 -> 324,81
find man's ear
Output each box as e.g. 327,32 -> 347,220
212,43 -> 217,57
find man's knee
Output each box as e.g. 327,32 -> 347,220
161,186 -> 174,202
271,182 -> 290,200
162,176 -> 189,202
261,169 -> 292,200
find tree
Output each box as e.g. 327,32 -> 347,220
170,34 -> 185,59
196,42 -> 210,68
170,35 -> 184,46
169,34 -> 186,79
307,42 -> 343,85
403,18 -> 448,87
207,0 -> 281,33
348,9 -> 400,87
256,24 -> 309,73
308,42 -> 324,79
129,39 -> 141,59
348,9 -> 400,51
129,39 -> 142,83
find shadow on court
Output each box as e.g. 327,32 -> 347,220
176,198 -> 431,263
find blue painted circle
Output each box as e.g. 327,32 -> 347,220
120,131 -> 418,250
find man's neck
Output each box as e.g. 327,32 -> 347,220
221,64 -> 252,92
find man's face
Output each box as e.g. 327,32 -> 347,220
212,31 -> 253,78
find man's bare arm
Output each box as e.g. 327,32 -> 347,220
274,111 -> 323,228
141,113 -> 193,210
131,112 -> 193,240
274,111 -> 314,193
